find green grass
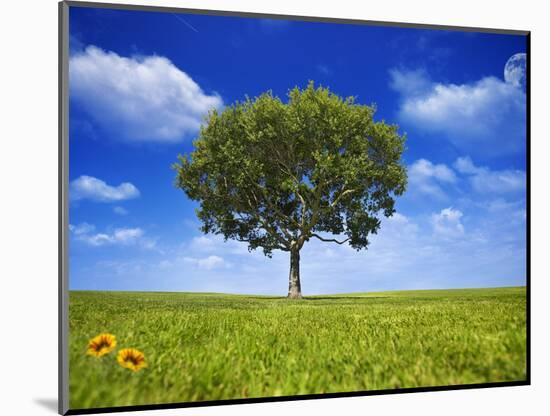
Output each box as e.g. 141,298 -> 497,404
68,287 -> 527,409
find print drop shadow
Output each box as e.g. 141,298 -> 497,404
33,398 -> 58,413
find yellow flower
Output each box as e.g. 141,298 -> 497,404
117,348 -> 147,372
86,333 -> 117,357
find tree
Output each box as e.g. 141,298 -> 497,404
174,82 -> 407,299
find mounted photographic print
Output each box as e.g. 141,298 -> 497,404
59,1 -> 530,414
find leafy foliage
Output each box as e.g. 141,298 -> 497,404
174,82 -> 407,257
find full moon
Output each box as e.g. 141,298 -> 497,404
504,53 -> 527,91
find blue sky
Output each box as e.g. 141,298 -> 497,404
68,6 -> 527,294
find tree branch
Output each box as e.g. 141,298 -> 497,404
330,189 -> 356,208
296,191 -> 307,229
219,175 -> 293,245
235,236 -> 288,251
310,233 -> 350,245
240,195 -> 291,249
241,171 -> 302,230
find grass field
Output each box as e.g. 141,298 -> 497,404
68,287 -> 527,409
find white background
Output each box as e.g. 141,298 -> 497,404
0,0 -> 548,415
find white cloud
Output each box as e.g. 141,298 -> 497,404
96,260 -> 145,277
482,198 -> 526,226
390,69 -> 526,154
112,228 -> 143,243
74,201 -> 525,294
81,228 -> 143,247
190,235 -> 217,251
408,158 -> 456,198
485,198 -> 523,214
70,175 -> 139,203
183,255 -> 227,270
69,222 -> 95,235
410,159 -> 456,182
113,206 -> 129,215
453,156 -> 481,175
158,260 -> 173,269
389,68 -> 432,97
431,207 -> 465,238
188,234 -> 251,256
387,212 -> 408,224
83,233 -> 117,247
70,223 -> 155,248
70,45 -> 223,142
198,255 -> 226,270
385,212 -> 419,235
454,156 -> 526,194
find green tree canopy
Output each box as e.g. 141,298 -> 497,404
174,82 -> 407,298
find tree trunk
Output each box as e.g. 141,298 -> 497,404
287,247 -> 302,299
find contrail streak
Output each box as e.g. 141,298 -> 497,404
171,13 -> 199,33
